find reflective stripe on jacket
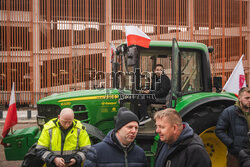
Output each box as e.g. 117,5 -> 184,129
36,118 -> 91,158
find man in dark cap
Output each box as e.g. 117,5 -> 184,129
83,107 -> 147,167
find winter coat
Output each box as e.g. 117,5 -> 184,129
155,122 -> 211,167
215,105 -> 249,156
36,118 -> 91,167
83,129 -> 147,167
239,149 -> 250,167
150,73 -> 171,98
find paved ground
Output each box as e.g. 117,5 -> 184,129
0,109 -> 37,166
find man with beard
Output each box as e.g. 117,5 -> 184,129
83,107 -> 147,167
216,87 -> 250,167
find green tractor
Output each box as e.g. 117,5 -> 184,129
3,39 -> 237,167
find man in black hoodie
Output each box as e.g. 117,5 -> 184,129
154,108 -> 211,167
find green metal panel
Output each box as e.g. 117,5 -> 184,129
175,92 -> 237,112
3,126 -> 39,160
120,41 -> 209,54
152,91 -> 237,127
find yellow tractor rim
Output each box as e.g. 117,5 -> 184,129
200,126 -> 227,167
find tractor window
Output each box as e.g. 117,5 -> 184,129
180,51 -> 203,94
140,56 -> 153,90
140,49 -> 172,91
117,57 -> 134,91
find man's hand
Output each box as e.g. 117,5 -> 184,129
143,90 -> 150,94
66,158 -> 76,166
53,157 -> 66,167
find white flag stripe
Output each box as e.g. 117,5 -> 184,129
110,43 -> 116,52
125,26 -> 151,39
9,82 -> 15,106
223,54 -> 246,94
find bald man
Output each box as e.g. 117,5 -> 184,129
36,108 -> 91,167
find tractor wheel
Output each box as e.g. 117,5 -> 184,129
82,123 -> 105,144
183,104 -> 227,167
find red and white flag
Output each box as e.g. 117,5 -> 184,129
1,82 -> 18,144
110,42 -> 116,63
223,55 -> 246,95
125,26 -> 151,48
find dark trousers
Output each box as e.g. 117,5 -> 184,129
227,152 -> 240,167
138,95 -> 155,119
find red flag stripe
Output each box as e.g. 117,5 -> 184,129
1,82 -> 18,145
127,34 -> 151,48
2,103 -> 17,138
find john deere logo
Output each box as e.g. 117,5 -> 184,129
111,107 -> 117,112
101,102 -> 117,105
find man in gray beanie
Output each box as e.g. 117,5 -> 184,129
84,107 -> 147,167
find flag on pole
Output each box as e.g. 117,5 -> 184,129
1,82 -> 18,145
110,42 -> 116,63
223,55 -> 246,95
125,26 -> 151,48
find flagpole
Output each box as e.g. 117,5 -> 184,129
11,82 -> 15,135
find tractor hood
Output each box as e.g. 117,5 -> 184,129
36,88 -> 121,132
37,88 -> 120,105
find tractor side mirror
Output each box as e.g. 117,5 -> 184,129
208,46 -> 214,53
127,46 -> 138,66
213,77 -> 222,92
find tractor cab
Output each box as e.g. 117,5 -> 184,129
111,39 -> 211,122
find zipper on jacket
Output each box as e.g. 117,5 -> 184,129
61,130 -> 65,155
124,149 -> 128,167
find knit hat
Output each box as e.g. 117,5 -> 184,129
115,107 -> 139,131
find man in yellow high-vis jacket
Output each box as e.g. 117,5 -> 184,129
36,108 -> 91,167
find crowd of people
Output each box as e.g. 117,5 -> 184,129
22,85 -> 249,167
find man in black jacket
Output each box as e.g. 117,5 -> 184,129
139,64 -> 171,125
154,108 -> 211,167
215,87 -> 250,167
239,148 -> 250,167
83,107 -> 147,167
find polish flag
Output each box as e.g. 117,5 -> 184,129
223,55 -> 247,95
110,42 -> 116,63
125,26 -> 151,48
1,82 -> 18,144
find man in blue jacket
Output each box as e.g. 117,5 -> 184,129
215,87 -> 250,167
83,107 -> 147,167
154,108 -> 211,167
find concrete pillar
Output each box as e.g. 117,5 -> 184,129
33,0 -> 40,106
105,0 -> 112,88
247,1 -> 250,86
188,0 -> 194,41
